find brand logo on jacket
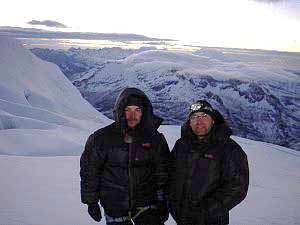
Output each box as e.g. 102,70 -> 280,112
204,153 -> 214,160
142,143 -> 151,149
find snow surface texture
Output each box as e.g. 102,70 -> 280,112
0,127 -> 300,225
32,47 -> 300,151
0,36 -> 300,225
0,36 -> 111,156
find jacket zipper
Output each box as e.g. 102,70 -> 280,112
128,143 -> 134,211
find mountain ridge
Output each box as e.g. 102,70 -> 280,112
31,47 -> 300,151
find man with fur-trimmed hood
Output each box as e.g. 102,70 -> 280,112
80,87 -> 170,225
168,100 -> 249,225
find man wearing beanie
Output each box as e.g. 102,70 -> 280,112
168,100 -> 249,225
80,87 -> 171,225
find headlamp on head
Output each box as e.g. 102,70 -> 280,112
190,102 -> 214,114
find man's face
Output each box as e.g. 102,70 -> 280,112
190,112 -> 214,137
124,105 -> 142,128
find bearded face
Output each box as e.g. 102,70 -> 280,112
124,105 -> 142,128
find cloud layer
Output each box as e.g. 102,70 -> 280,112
28,20 -> 68,28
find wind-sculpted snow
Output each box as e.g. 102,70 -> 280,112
31,47 -> 300,151
0,37 -> 111,156
1,128 -> 300,224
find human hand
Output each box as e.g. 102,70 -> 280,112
88,203 -> 102,222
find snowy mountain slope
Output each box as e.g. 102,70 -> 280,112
0,36 -> 111,155
0,126 -> 299,225
34,48 -> 300,151
0,37 -> 299,224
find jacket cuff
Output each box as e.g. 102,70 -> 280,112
204,197 -> 226,215
81,192 -> 100,205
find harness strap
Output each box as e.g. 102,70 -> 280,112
105,205 -> 157,224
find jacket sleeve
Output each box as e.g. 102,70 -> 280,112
153,133 -> 171,201
204,143 -> 249,215
80,133 -> 106,205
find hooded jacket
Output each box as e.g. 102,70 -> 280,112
168,110 -> 249,225
80,88 -> 170,218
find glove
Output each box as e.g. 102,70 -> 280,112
157,201 -> 169,222
88,203 -> 102,222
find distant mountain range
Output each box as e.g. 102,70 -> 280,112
31,46 -> 300,151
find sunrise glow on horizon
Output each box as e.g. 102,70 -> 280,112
1,0 -> 300,52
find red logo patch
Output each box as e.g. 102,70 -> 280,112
204,154 -> 214,159
142,143 -> 151,149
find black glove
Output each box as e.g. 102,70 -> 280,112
88,203 -> 102,222
157,201 -> 169,222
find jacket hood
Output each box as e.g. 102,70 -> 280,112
181,108 -> 232,145
113,87 -> 163,133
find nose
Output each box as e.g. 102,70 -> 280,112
129,111 -> 137,119
195,118 -> 205,125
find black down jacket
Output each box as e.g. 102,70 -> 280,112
80,88 -> 171,218
168,111 -> 249,225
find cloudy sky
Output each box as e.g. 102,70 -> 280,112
1,0 -> 300,52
